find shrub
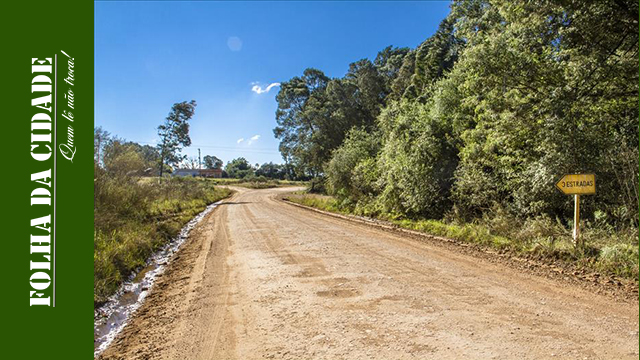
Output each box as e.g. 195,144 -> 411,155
597,244 -> 639,279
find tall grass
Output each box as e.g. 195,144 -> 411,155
94,175 -> 232,306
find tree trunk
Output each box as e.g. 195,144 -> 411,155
158,149 -> 165,181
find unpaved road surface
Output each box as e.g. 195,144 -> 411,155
100,187 -> 639,360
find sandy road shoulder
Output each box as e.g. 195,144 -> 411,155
98,193 -> 238,360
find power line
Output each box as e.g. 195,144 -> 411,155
133,140 -> 282,154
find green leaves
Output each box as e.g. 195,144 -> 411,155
325,128 -> 380,202
276,0 -> 638,228
157,100 -> 197,176
203,155 -> 223,170
224,157 -> 252,178
451,0 -> 638,224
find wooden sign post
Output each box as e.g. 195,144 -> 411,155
555,174 -> 596,247
573,193 -> 580,241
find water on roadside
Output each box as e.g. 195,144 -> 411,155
93,201 -> 222,357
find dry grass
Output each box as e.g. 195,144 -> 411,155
94,175 -> 232,306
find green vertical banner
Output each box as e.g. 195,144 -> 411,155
3,0 -> 94,359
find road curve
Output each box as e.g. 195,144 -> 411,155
99,187 -> 639,360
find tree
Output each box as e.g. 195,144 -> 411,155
256,162 -> 286,179
225,157 -> 253,178
401,16 -> 463,102
344,59 -> 387,122
203,155 -> 223,170
374,46 -> 411,94
450,0 -> 639,223
135,144 -> 163,175
375,97 -> 460,218
274,62 -> 389,180
273,0 -> 639,229
274,68 -> 330,178
157,100 -> 197,177
180,156 -> 200,170
94,126 -> 111,166
325,128 -> 380,204
102,139 -> 146,177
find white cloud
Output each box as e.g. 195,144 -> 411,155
237,138 -> 244,144
251,82 -> 280,94
248,134 -> 260,145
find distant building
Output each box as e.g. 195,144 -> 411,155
198,168 -> 223,178
172,168 -> 222,178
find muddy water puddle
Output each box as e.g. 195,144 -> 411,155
93,201 -> 221,357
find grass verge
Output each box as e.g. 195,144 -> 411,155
285,193 -> 639,282
94,176 -> 233,307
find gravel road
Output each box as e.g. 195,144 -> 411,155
99,187 -> 639,360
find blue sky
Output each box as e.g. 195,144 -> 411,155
95,1 -> 451,165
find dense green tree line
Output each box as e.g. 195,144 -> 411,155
274,0 -> 639,228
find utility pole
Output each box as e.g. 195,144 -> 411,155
198,148 -> 201,170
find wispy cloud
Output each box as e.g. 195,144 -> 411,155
248,134 -> 260,145
237,138 -> 244,144
251,82 -> 280,94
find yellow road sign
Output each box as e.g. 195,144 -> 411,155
555,174 -> 596,195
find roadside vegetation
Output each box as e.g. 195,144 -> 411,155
286,193 -> 638,281
94,103 -> 234,306
94,174 -> 231,306
94,140 -> 232,305
94,99 -> 305,306
208,177 -> 307,189
174,150 -> 311,184
274,1 -> 638,282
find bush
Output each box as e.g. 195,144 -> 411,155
597,244 -> 639,279
308,177 -> 326,193
375,100 -> 458,219
325,128 -> 380,201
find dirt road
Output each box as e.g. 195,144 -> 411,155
100,187 -> 639,360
